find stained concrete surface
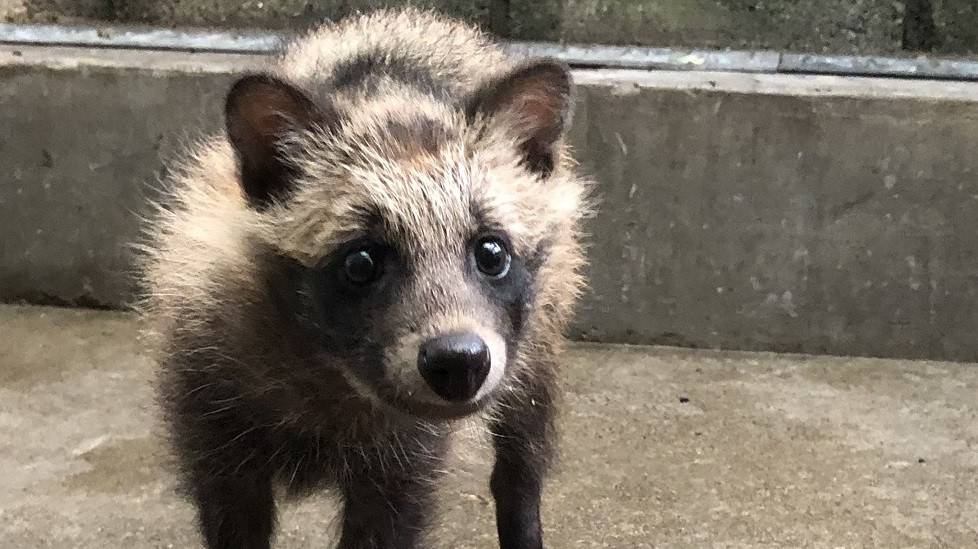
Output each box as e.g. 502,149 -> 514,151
1,305 -> 977,547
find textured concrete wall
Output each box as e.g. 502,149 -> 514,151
3,46 -> 978,361
4,1 -> 978,55
0,51 -> 243,307
510,0 -> 905,55
932,0 -> 978,55
5,0 -> 494,30
112,0 -> 493,31
569,71 -> 978,361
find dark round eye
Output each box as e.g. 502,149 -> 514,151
343,247 -> 381,285
473,236 -> 511,278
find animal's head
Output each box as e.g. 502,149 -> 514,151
225,61 -> 587,419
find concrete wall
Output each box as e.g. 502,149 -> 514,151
509,0 -> 906,55
3,46 -> 978,362
4,1 -> 978,56
570,71 -> 978,361
0,49 -> 247,308
6,0 -> 495,30
932,0 -> 978,55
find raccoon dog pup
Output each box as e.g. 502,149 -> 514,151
140,8 -> 589,549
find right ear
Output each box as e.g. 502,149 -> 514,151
225,74 -> 337,209
464,61 -> 573,178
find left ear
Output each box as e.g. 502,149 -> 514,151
465,60 -> 573,177
225,73 -> 338,209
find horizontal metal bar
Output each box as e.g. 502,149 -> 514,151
0,23 -> 284,54
503,42 -> 780,73
781,53 -> 978,81
3,22 -> 978,81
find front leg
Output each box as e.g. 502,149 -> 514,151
336,475 -> 438,549
190,474 -> 276,549
489,379 -> 557,549
336,441 -> 444,549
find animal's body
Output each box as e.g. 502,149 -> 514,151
139,8 -> 589,549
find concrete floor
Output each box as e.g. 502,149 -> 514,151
1,305 -> 976,548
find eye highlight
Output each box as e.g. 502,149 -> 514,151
473,235 -> 511,279
343,246 -> 383,285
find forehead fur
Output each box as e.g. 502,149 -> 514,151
258,108 -> 585,267
279,8 -> 509,91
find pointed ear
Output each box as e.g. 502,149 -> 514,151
225,73 -> 337,209
465,60 -> 573,177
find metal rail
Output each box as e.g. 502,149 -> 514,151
4,22 -> 978,81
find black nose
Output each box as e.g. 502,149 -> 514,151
417,332 -> 491,402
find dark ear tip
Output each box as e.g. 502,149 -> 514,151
528,59 -> 572,74
224,72 -> 328,147
225,73 -> 290,113
225,74 -> 268,129
222,73 -> 332,209
518,59 -> 573,91
228,72 -> 277,91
